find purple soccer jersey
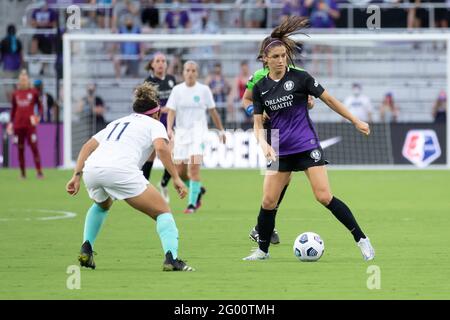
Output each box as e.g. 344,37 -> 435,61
145,74 -> 177,128
165,10 -> 190,29
32,7 -> 58,27
253,67 -> 325,156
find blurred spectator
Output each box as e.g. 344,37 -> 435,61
232,60 -> 251,124
113,0 -> 140,31
304,0 -> 340,28
281,0 -> 308,23
344,83 -> 373,123
432,90 -> 447,123
236,0 -> 268,28
113,15 -> 144,79
141,0 -> 160,29
379,92 -> 399,123
90,0 -> 116,29
205,62 -> 231,124
429,0 -> 449,28
30,1 -> 58,52
76,84 -> 107,134
407,0 -> 427,28
30,1 -> 58,75
305,0 -> 339,75
190,9 -> 219,73
189,0 -> 208,32
235,60 -> 250,102
165,1 -> 191,30
34,79 -> 58,123
0,25 -> 23,102
167,53 -> 184,83
198,9 -> 219,33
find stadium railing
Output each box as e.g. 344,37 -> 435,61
22,1 -> 450,31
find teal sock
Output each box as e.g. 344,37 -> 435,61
83,203 -> 108,249
183,180 -> 190,188
156,213 -> 179,259
189,180 -> 201,206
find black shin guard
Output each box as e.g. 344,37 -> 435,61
257,207 -> 277,253
255,184 -> 288,232
161,169 -> 172,187
142,161 -> 154,180
275,184 -> 289,210
326,197 -> 366,242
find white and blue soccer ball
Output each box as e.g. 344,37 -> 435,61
293,232 -> 324,262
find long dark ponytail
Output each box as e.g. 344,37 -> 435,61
257,17 -> 309,67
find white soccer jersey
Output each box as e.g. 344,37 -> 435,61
344,94 -> 373,122
166,82 -> 215,130
84,113 -> 168,171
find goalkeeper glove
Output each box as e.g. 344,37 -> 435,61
245,104 -> 254,116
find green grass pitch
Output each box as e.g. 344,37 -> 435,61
1,168 -> 449,299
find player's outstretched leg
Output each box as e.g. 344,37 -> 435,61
325,197 -> 374,261
125,185 -> 195,271
78,200 -> 111,269
306,166 -> 375,261
184,180 -> 200,213
27,131 -> 43,178
244,172 -> 291,260
249,183 -> 289,245
243,207 -> 275,260
156,213 -> 195,271
17,132 -> 26,178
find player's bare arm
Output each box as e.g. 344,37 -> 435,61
253,114 -> 276,161
167,109 -> 176,140
242,88 -> 253,109
154,138 -> 187,199
66,138 -> 99,196
319,90 -> 370,136
208,108 -> 226,144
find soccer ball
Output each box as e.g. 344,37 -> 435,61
293,232 -> 325,262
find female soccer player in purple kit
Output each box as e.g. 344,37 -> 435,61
243,17 -> 375,261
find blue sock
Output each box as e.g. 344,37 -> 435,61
83,203 -> 108,249
156,213 -> 179,259
189,180 -> 201,206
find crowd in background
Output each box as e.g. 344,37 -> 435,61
1,0 -> 449,128
25,0 -> 450,32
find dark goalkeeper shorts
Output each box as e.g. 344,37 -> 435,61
267,147 -> 329,172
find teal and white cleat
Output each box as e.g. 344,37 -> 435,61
242,248 -> 270,261
357,237 -> 375,261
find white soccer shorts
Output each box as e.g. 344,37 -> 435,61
173,128 -> 206,161
83,167 -> 149,203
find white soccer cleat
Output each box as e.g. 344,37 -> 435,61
242,248 -> 270,261
357,237 -> 375,261
158,182 -> 170,203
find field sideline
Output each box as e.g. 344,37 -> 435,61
0,169 -> 449,299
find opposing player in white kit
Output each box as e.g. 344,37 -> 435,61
66,83 -> 195,271
166,61 -> 226,214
